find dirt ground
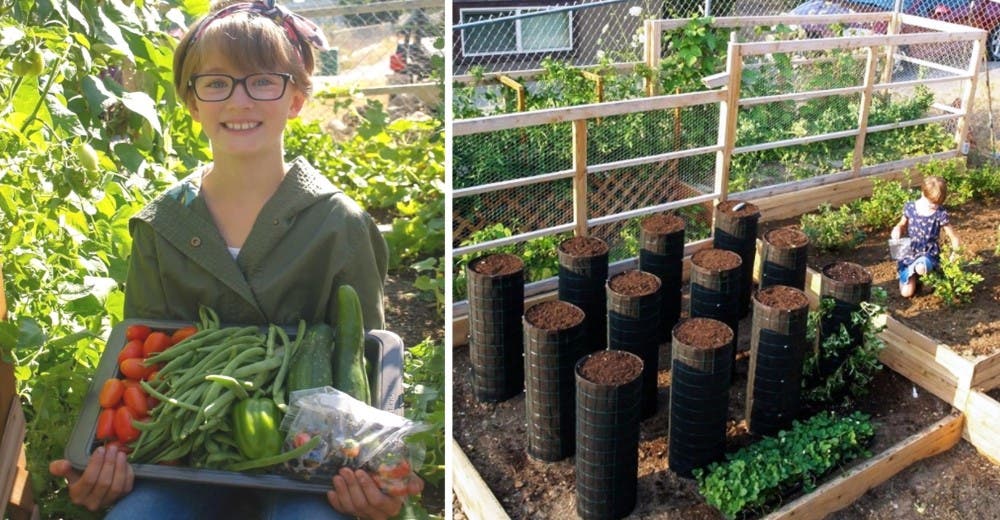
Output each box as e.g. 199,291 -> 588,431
451,196 -> 1000,519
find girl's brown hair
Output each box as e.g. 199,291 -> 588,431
921,175 -> 948,205
173,3 -> 315,104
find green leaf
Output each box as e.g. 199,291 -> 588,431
121,91 -> 161,134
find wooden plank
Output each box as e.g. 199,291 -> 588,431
878,328 -> 966,408
854,47 -> 878,176
971,351 -> 1000,391
572,120 -> 588,238
962,390 -> 1000,465
885,316 -> 975,387
451,437 -> 511,520
768,412 -> 964,520
0,397 -> 26,518
715,34 -> 741,204
899,13 -> 989,34
739,29 -> 984,57
644,19 -> 659,97
739,85 -> 865,108
452,61 -> 639,84
497,75 -> 526,113
655,13 -> 891,32
954,37 -> 983,152
453,89 -> 725,136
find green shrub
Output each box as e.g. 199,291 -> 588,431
856,177 -> 913,231
452,224 -> 562,301
923,246 -> 984,306
694,411 -> 874,519
800,203 -> 866,251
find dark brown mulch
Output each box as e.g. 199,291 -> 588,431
642,213 -> 686,234
764,226 -> 809,248
823,261 -> 874,284
756,285 -> 809,310
692,249 -> 742,271
560,236 -> 609,256
470,253 -> 524,276
717,199 -> 761,217
609,270 -> 660,296
524,300 -> 584,330
674,318 -> 734,349
578,350 -> 643,385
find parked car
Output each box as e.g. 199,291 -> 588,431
787,0 -> 1000,60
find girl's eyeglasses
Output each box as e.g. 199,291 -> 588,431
188,73 -> 294,102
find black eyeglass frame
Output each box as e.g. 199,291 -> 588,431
187,72 -> 295,102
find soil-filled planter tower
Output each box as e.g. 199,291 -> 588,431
713,200 -> 761,318
575,350 -> 644,520
559,236 -> 610,354
638,213 -> 685,348
746,285 -> 810,436
466,253 -> 525,402
818,261 -> 873,378
607,270 -> 662,419
669,317 -> 734,478
760,227 -> 810,291
689,248 -> 743,367
523,300 -> 586,461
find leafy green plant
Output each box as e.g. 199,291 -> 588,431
800,203 -> 866,251
694,411 -> 875,519
923,246 -> 984,306
802,288 -> 888,404
856,177 -> 913,230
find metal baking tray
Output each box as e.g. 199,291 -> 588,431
65,318 -> 403,493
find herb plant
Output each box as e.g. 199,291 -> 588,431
923,246 -> 984,306
800,203 -> 867,251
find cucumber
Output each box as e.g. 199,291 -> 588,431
332,285 -> 372,405
286,323 -> 335,393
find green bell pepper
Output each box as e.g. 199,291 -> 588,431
232,398 -> 284,460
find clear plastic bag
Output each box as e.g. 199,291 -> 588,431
278,387 -> 428,494
888,237 -> 912,260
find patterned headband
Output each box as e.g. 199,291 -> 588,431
191,1 -> 330,52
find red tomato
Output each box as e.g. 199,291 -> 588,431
98,378 -> 125,409
142,332 -> 171,357
113,407 -> 140,443
293,432 -> 312,448
119,358 -> 149,381
125,324 -> 152,342
104,439 -> 132,454
378,459 -> 412,480
170,326 -> 198,345
121,378 -> 142,391
95,408 -> 116,441
117,339 -> 144,363
123,386 -> 149,418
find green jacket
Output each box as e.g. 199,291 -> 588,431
123,156 -> 388,330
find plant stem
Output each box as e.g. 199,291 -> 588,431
19,52 -> 67,134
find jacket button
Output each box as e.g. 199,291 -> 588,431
272,218 -> 279,226
190,237 -> 201,247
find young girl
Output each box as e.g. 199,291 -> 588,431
49,2 -> 421,518
891,175 -> 960,298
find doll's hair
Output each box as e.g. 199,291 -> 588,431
173,1 -> 316,104
921,175 -> 948,205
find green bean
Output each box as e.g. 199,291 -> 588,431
140,380 -> 200,413
272,320 -> 305,411
204,374 -> 251,400
226,436 -> 321,472
231,355 -> 283,379
147,326 -> 257,363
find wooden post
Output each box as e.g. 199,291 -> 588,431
497,75 -> 526,112
572,119 -> 589,237
581,70 -> 604,124
644,19 -> 661,97
880,11 -> 901,86
954,37 -> 984,154
714,33 -> 742,209
853,47 -> 879,176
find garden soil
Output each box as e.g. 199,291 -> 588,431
452,199 -> 1000,519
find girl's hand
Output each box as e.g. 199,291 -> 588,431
48,444 -> 134,511
327,468 -> 423,520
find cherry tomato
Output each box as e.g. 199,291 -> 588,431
123,386 -> 149,418
104,439 -> 132,454
125,324 -> 152,342
293,432 -> 312,449
170,326 -> 198,345
98,378 -> 125,409
119,357 -> 149,381
122,378 -> 142,391
117,339 -> 144,363
378,459 -> 412,480
113,407 -> 140,443
95,408 -> 116,441
142,332 -> 171,357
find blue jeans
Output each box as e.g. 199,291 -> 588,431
898,255 -> 937,285
105,479 -> 347,520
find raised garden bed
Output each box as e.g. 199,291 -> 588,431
452,197 -> 1000,517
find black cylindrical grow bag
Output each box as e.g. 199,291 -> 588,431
638,213 -> 686,348
576,349 -> 644,520
559,236 -> 610,355
818,261 -> 873,378
689,248 -> 743,368
713,200 -> 761,318
607,270 -> 662,419
746,285 -> 810,436
466,253 -> 525,402
760,227 -> 810,291
523,300 -> 587,462
669,317 -> 733,478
